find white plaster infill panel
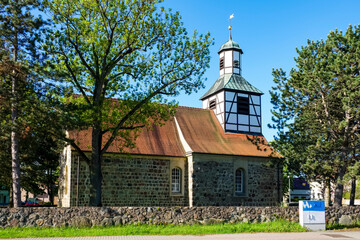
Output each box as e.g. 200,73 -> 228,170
202,98 -> 208,109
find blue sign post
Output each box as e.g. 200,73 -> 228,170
299,200 -> 325,231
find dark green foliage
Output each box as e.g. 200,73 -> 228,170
20,130 -> 62,204
0,0 -> 61,206
270,25 -> 360,206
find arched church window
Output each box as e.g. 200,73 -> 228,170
171,168 -> 181,193
235,168 -> 244,193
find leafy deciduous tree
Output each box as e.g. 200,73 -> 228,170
44,0 -> 213,206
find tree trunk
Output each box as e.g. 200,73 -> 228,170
11,48 -> 21,208
11,125 -> 21,208
9,185 -> 13,207
46,184 -> 53,205
349,176 -> 356,206
334,167 -> 346,207
48,168 -> 54,205
283,194 -> 289,207
89,125 -> 103,206
11,34 -> 21,208
324,179 -> 331,207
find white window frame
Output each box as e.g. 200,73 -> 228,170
171,168 -> 181,193
235,168 -> 244,194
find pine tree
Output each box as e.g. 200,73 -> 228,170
270,25 -> 360,206
0,0 -> 47,207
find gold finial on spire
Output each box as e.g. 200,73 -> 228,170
229,14 -> 234,40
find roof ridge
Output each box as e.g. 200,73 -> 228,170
176,105 -> 209,111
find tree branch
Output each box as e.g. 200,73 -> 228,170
100,75 -> 183,155
67,37 -> 97,80
69,141 -> 90,164
61,51 -> 91,105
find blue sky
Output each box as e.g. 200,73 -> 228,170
162,0 -> 360,141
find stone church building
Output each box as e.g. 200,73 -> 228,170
59,32 -> 282,207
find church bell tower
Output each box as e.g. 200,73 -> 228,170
219,25 -> 243,76
200,18 -> 263,135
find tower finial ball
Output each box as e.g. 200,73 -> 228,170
228,26 -> 232,30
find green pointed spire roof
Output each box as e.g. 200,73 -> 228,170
219,39 -> 243,53
200,74 -> 263,100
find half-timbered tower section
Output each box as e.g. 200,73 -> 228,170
201,35 -> 263,135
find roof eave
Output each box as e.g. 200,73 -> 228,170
71,149 -> 187,158
223,87 -> 264,95
200,87 -> 263,101
191,151 -> 283,159
218,48 -> 243,54
200,88 -> 223,100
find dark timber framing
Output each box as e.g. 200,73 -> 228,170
224,90 -> 262,135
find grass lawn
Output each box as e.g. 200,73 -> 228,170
0,220 -> 306,238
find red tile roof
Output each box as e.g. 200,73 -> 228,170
175,107 -> 281,158
70,106 -> 281,158
69,118 -> 186,157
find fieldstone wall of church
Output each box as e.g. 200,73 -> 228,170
69,154 -> 188,207
247,162 -> 280,205
191,154 -> 280,206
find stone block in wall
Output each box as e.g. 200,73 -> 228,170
71,216 -> 92,227
100,218 -> 114,226
339,215 -> 352,226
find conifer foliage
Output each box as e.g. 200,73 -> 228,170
270,25 -> 360,206
0,0 -> 57,207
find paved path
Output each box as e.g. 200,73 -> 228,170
5,231 -> 360,240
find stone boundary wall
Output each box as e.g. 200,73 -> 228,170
0,206 -> 359,228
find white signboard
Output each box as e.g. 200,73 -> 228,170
299,200 -> 325,231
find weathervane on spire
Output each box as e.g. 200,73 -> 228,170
229,14 -> 234,40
